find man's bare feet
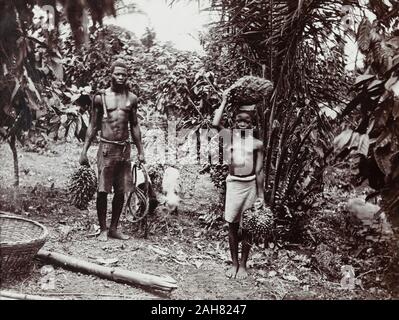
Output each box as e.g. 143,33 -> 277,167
108,229 -> 130,240
97,230 -> 108,242
236,265 -> 248,279
225,265 -> 238,279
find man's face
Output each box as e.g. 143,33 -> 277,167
234,112 -> 253,129
112,66 -> 128,86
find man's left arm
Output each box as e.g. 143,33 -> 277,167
255,141 -> 265,201
129,94 -> 145,163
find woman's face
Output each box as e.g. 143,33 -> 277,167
234,112 -> 253,129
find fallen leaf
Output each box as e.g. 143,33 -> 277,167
282,274 -> 300,282
172,258 -> 190,266
59,225 -> 73,237
257,270 -> 266,277
148,245 -> 169,256
256,278 -> 267,284
252,252 -> 263,260
268,271 -> 277,277
87,225 -> 101,237
175,254 -> 187,262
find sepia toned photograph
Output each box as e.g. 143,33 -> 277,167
0,0 -> 398,306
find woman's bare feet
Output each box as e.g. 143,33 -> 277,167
225,265 -> 238,279
236,265 -> 248,279
97,230 -> 108,242
108,229 -> 130,240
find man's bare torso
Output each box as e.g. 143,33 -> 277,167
99,88 -> 135,141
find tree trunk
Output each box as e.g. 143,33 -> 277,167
8,134 -> 23,212
8,134 -> 19,187
36,250 -> 178,292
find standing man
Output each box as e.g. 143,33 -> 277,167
80,59 -> 145,241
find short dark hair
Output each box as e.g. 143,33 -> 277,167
111,59 -> 128,73
234,109 -> 254,121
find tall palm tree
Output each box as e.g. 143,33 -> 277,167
206,0 -> 354,212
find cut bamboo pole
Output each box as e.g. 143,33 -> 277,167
0,290 -> 156,300
37,292 -> 158,299
0,290 -> 60,300
36,250 -> 178,292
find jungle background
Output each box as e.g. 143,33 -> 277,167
0,0 -> 398,299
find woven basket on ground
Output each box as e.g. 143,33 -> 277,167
0,214 -> 48,281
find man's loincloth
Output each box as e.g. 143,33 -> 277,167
224,174 -> 257,224
97,138 -> 134,193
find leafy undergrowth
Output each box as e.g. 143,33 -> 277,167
299,165 -> 399,297
0,142 -> 397,299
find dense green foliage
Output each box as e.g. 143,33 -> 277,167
334,11 -> 399,224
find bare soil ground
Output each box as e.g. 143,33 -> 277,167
0,141 -> 396,300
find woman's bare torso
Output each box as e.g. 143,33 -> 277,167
229,134 -> 258,176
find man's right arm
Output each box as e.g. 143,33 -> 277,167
79,95 -> 101,165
